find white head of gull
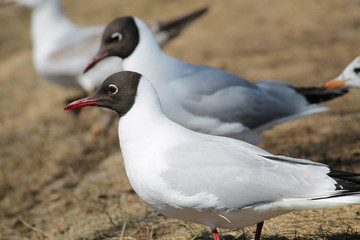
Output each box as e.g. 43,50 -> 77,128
324,56 -> 360,90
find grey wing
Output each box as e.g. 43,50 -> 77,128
173,68 -> 311,129
160,135 -> 334,210
172,67 -> 264,128
45,25 -> 104,76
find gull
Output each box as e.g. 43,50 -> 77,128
324,56 -> 360,90
5,0 -> 207,93
65,71 -> 360,240
84,16 -> 347,144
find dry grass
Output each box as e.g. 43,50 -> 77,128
1,0 -> 360,239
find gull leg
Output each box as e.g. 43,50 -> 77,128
255,221 -> 264,240
212,228 -> 221,240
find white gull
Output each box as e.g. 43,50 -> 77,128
65,71 -> 360,240
84,16 -> 347,144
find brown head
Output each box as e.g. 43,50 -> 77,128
84,17 -> 140,73
65,71 -> 141,117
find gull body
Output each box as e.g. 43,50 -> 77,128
85,16 -> 347,144
10,0 -> 207,92
65,71 -> 360,240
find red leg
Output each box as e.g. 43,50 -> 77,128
255,222 -> 264,240
212,228 -> 221,240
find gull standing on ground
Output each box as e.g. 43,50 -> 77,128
4,0 -> 207,93
84,16 -> 347,144
324,56 -> 360,90
65,71 -> 360,240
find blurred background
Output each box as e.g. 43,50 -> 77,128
1,0 -> 360,239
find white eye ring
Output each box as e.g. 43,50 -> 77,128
111,32 -> 123,41
108,84 -> 118,94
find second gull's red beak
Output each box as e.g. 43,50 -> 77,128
83,52 -> 109,73
64,97 -> 100,110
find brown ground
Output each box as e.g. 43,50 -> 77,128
1,0 -> 360,239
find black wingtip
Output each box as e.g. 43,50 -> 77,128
312,170 -> 360,200
329,170 -> 360,195
329,170 -> 360,185
156,6 -> 208,37
294,86 -> 348,104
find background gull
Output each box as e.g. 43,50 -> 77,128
85,16 -> 348,144
324,56 -> 360,90
3,0 -> 207,94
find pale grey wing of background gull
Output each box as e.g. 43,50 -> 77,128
250,79 -> 330,131
159,133 -> 335,211
40,24 -> 123,92
43,27 -> 102,73
35,25 -> 112,89
164,65 -> 328,141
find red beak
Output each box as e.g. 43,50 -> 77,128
83,52 -> 109,73
64,97 -> 100,110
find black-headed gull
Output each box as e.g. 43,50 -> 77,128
324,56 -> 360,90
84,16 -> 347,144
65,71 -> 360,240
6,0 -> 207,93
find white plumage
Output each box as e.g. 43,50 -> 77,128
86,16 -> 346,144
65,71 -> 360,239
325,56 -> 360,90
12,0 -> 207,92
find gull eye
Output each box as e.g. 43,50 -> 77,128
354,67 -> 360,75
111,32 -> 123,42
108,84 -> 118,94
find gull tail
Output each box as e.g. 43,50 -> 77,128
149,6 -> 208,47
311,171 -> 360,202
294,86 -> 348,104
281,171 -> 360,211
